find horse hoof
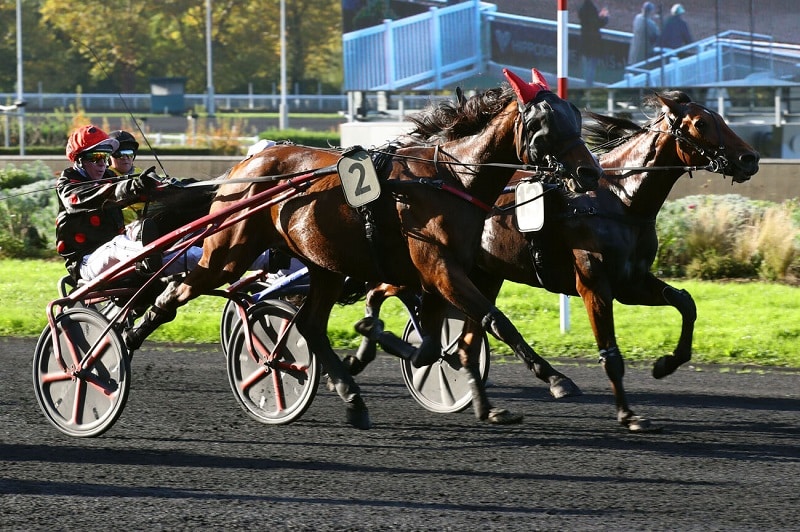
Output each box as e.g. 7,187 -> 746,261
486,408 -> 523,425
549,376 -> 582,399
122,328 -> 143,352
324,374 -> 336,392
652,355 -> 671,379
345,398 -> 372,430
622,415 -> 662,433
411,348 -> 440,368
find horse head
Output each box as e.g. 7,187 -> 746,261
657,92 -> 760,183
503,68 -> 602,193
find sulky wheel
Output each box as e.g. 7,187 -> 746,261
226,299 -> 319,425
220,297 -> 249,357
32,308 -> 131,437
400,307 -> 490,414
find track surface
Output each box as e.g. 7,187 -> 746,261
2,337 -> 798,530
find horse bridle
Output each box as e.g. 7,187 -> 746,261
656,103 -> 731,174
514,96 -> 585,177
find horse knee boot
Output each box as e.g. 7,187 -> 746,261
410,334 -> 441,368
345,335 -> 378,376
355,316 -> 416,360
123,305 -> 177,352
599,346 -> 625,381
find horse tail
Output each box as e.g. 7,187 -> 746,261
147,182 -> 218,235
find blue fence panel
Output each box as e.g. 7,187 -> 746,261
342,0 -> 486,91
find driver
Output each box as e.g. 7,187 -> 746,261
55,125 -> 187,280
55,124 -> 280,283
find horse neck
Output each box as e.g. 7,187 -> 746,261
440,104 -> 520,205
599,128 -> 686,218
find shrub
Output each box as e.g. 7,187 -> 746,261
656,194 -> 800,282
0,162 -> 58,259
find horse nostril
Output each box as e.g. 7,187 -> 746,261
741,152 -> 760,165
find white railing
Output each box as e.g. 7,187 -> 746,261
342,0 -> 492,91
611,30 -> 795,88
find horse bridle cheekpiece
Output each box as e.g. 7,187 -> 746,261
664,101 -> 730,175
503,68 -> 584,170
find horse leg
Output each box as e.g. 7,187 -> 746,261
348,283 -> 414,375
424,268 -> 580,424
576,273 -> 657,431
652,283 -> 697,379
354,285 -> 442,369
122,275 -> 218,350
480,307 -> 581,398
299,269 -> 371,429
468,267 -> 581,399
613,273 -> 696,379
457,316 -> 523,424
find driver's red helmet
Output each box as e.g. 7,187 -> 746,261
65,125 -> 120,162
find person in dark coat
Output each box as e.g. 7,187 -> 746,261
661,4 -> 693,50
578,0 -> 609,88
628,1 -> 659,65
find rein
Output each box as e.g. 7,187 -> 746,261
381,146 -> 563,214
600,107 -> 730,176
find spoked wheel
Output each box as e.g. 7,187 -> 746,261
32,308 -> 131,437
220,296 -> 252,357
226,299 -> 319,425
400,307 -> 490,413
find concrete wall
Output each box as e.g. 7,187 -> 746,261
4,155 -> 798,202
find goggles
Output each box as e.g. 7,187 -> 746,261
113,149 -> 135,158
80,152 -> 110,165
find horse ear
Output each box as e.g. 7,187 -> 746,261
503,68 -> 543,104
530,68 -> 551,91
656,92 -> 682,117
455,86 -> 466,107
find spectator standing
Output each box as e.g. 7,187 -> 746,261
661,4 -> 693,50
628,1 -> 660,65
578,0 -> 609,88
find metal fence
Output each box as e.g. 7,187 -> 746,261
342,0 -> 488,91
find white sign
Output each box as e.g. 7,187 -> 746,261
337,150 -> 381,208
514,181 -> 545,232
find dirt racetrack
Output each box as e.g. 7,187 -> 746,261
2,336 -> 798,531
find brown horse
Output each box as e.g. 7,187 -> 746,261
474,91 -> 758,431
466,91 -> 759,430
122,68 -> 604,429
352,91 -> 760,431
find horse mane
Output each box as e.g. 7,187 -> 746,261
407,85 -> 515,142
583,90 -> 694,154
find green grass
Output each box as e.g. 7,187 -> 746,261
3,259 -> 799,367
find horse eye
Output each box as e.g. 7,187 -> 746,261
695,119 -> 706,130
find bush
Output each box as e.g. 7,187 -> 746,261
0,162 -> 58,259
655,194 -> 800,282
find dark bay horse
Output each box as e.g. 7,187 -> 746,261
352,91 -> 760,431
122,68 -> 604,429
